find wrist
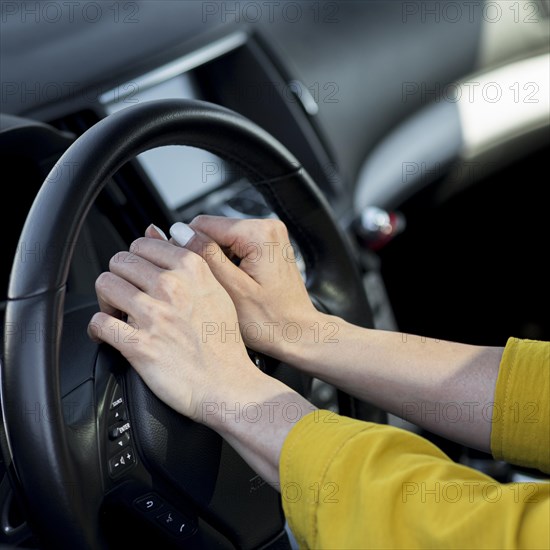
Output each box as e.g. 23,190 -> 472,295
262,309 -> 328,362
280,311 -> 347,375
202,368 -> 295,427
207,371 -> 316,485
204,369 -> 315,438
202,367 -> 317,485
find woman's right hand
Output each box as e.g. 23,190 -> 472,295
171,216 -> 323,360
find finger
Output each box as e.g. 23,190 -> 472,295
95,269 -> 125,319
188,217 -> 293,286
189,215 -> 253,256
169,221 -> 234,261
171,221 -> 231,267
96,294 -> 123,320
189,216 -> 291,267
170,222 -> 196,247
95,271 -> 149,320
109,251 -> 163,294
170,222 -> 256,295
128,237 -> 196,270
145,224 -> 168,241
87,311 -> 138,354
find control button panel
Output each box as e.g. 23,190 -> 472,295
157,510 -> 194,537
110,431 -> 131,452
110,384 -> 124,409
135,494 -> 164,512
106,382 -> 135,478
110,396 -> 124,409
133,492 -> 196,539
108,447 -> 135,476
109,407 -> 128,424
109,421 -> 131,440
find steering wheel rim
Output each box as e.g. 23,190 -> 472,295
2,99 -> 374,548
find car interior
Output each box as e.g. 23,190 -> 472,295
0,1 -> 548,548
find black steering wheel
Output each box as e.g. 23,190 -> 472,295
2,99 -> 375,549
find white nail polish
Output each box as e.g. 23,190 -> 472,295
170,222 -> 196,247
151,224 -> 168,241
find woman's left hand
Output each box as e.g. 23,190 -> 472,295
87,234 -> 260,424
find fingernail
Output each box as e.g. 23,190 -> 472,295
150,224 -> 168,241
170,222 -> 196,247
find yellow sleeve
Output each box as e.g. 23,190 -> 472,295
491,338 -> 550,473
280,410 -> 549,549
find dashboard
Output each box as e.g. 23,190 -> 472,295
2,1 -> 547,219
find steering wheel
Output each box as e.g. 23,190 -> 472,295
2,99 -> 376,549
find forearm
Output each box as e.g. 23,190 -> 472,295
281,313 -> 503,452
204,371 -> 316,486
